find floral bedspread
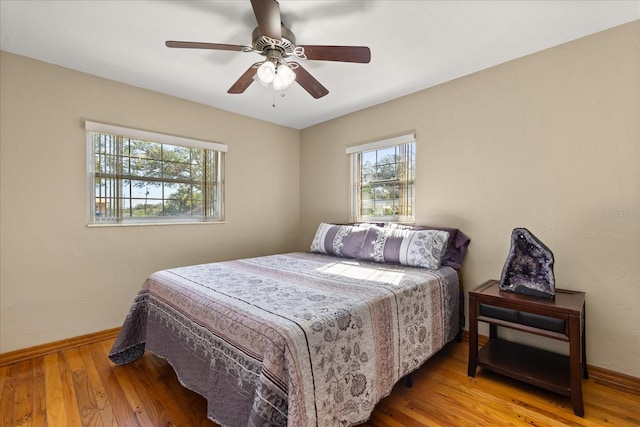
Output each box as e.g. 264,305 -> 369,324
109,252 -> 459,427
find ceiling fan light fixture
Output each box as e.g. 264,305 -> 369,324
167,0 -> 369,99
272,63 -> 296,91
256,60 -> 276,84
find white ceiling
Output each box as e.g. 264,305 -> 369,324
1,1 -> 638,129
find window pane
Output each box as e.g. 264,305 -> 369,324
361,199 -> 374,216
351,141 -> 414,222
163,182 -> 189,198
191,150 -> 203,180
361,164 -> 375,184
375,164 -> 397,181
361,150 -> 376,166
376,147 -> 396,162
163,144 -> 193,179
98,154 -> 118,175
374,184 -> 394,200
122,180 -> 131,198
361,184 -> 374,200
129,140 -> 161,160
122,198 -> 132,216
138,182 -> 159,199
129,198 -> 158,217
163,160 -> 192,180
130,158 -> 161,178
163,183 -> 194,216
89,129 -> 224,224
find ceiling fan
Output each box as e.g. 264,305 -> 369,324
166,0 -> 371,99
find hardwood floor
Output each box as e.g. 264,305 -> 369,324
1,337 -> 638,426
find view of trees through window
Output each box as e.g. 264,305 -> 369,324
358,143 -> 415,220
91,133 -> 222,223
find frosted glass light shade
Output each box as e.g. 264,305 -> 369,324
257,61 -> 276,84
273,64 -> 296,90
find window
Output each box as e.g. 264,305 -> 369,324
86,121 -> 226,225
348,134 -> 415,223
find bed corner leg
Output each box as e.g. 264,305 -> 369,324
457,281 -> 465,343
456,314 -> 464,342
405,374 -> 413,388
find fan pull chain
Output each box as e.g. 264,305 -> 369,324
271,89 -> 286,108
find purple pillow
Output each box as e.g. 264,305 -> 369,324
356,225 -> 450,270
356,222 -> 470,269
310,223 -> 369,258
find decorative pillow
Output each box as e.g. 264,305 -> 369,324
383,222 -> 470,270
310,223 -> 369,258
357,225 -> 450,269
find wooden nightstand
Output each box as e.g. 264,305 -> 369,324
467,280 -> 587,416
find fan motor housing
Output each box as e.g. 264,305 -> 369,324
252,26 -> 296,56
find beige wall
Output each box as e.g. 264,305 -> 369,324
0,51 -> 300,353
300,22 -> 639,377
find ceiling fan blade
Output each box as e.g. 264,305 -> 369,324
227,65 -> 258,94
166,41 -> 246,51
290,62 -> 329,99
298,45 -> 371,63
251,0 -> 282,40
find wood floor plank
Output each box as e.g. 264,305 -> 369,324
78,344 -> 117,427
463,370 -> 624,427
99,340 -> 165,426
132,350 -> 199,426
0,363 -> 7,390
90,340 -> 140,427
403,382 -> 497,426
361,408 -> 406,427
393,398 -> 457,426
63,347 -> 103,427
149,357 -> 217,427
0,366 -> 8,425
442,370 -> 594,427
43,353 -> 68,426
582,381 -> 640,423
147,355 -> 217,426
31,357 -> 47,427
10,358 -> 34,427
58,348 -> 84,427
2,337 -> 638,426
0,363 -> 14,425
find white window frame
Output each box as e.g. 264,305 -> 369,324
347,133 -> 416,223
86,121 -> 226,226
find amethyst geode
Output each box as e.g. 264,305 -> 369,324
499,228 -> 555,299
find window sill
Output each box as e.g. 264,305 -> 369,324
87,221 -> 225,228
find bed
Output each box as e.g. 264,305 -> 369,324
109,223 -> 470,427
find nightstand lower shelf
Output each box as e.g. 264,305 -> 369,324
478,338 -> 571,397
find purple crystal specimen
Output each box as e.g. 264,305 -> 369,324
499,228 -> 555,299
